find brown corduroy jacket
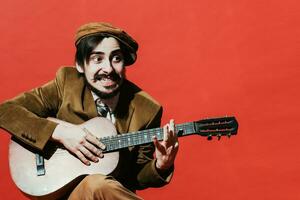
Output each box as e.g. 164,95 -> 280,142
0,67 -> 172,191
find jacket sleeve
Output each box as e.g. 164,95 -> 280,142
134,106 -> 174,189
0,68 -> 66,150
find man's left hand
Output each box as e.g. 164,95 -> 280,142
153,119 -> 179,171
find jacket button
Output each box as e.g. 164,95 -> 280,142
28,135 -> 33,141
30,137 -> 36,143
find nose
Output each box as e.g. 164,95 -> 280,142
100,58 -> 114,74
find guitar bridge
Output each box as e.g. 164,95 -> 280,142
35,153 -> 45,176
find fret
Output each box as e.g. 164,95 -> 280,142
123,135 -> 127,147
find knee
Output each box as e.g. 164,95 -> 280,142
80,174 -> 117,195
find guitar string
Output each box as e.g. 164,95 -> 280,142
48,118 -> 236,157
54,121 -> 234,154
53,126 -> 219,156
50,121 -> 231,155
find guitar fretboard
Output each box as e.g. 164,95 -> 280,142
100,122 -> 195,152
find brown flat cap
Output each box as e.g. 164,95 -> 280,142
75,22 -> 138,66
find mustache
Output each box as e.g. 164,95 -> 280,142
93,72 -> 121,82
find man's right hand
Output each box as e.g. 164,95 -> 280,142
51,124 -> 106,166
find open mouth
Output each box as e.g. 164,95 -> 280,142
93,73 -> 121,88
100,77 -> 117,87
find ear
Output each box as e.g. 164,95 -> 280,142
75,63 -> 84,73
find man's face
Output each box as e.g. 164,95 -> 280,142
78,37 -> 125,98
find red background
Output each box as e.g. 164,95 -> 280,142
0,0 -> 299,199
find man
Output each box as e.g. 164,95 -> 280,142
0,22 -> 178,199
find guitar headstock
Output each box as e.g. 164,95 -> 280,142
195,116 -> 238,139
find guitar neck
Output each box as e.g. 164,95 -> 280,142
101,122 -> 195,153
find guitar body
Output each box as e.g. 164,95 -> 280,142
9,117 -> 120,200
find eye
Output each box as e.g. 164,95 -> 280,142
111,54 -> 124,63
90,55 -> 103,64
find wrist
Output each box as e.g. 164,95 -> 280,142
51,124 -> 64,142
155,159 -> 172,171
155,159 -> 174,178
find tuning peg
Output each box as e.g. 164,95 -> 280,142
227,133 -> 231,138
177,129 -> 184,137
207,134 -> 212,140
217,134 -> 222,140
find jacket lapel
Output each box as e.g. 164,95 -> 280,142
115,100 -> 134,134
114,81 -> 135,134
82,85 -> 98,119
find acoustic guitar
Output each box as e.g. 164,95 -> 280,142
9,116 -> 238,200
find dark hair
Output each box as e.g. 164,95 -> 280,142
75,34 -> 132,67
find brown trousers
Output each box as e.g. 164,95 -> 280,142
67,174 -> 143,200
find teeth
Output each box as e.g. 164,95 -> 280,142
101,78 -> 113,82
